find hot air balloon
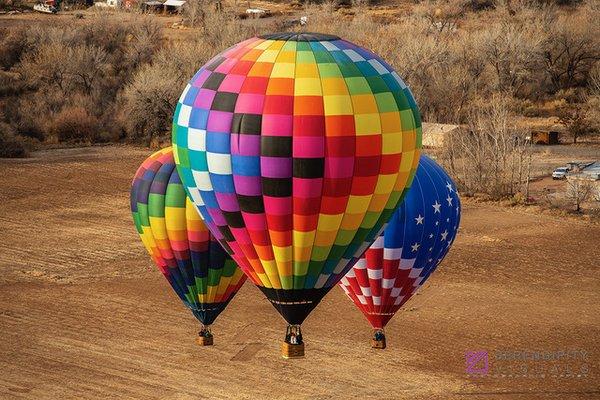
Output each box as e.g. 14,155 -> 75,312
130,147 -> 246,345
338,155 -> 460,349
171,33 -> 422,357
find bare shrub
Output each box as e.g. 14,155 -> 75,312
440,95 -> 532,198
566,178 -> 594,212
558,103 -> 594,143
541,11 -> 600,91
120,42 -> 212,143
0,122 -> 28,158
46,106 -> 101,143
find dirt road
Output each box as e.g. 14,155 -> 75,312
0,146 -> 598,399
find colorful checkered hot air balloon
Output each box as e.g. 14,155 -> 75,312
338,155 -> 460,349
171,32 -> 422,357
130,147 -> 246,345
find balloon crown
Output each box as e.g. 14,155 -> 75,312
258,32 -> 341,41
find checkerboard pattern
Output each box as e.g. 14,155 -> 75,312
172,33 -> 422,295
338,155 -> 461,329
131,147 -> 246,326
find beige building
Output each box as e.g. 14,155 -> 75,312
420,122 -> 460,148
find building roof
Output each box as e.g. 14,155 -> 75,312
163,0 -> 185,6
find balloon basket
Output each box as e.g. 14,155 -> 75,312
371,338 -> 386,349
281,342 -> 305,359
196,336 -> 214,346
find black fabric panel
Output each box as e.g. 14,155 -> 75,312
258,32 -> 340,42
211,92 -> 239,112
293,158 -> 325,179
222,210 -> 245,228
205,56 -> 226,72
191,300 -> 231,325
262,177 -> 292,197
220,225 -> 235,241
231,113 -> 262,135
257,287 -> 332,325
202,72 -> 226,91
237,194 -> 265,213
261,136 -> 292,157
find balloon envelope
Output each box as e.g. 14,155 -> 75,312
339,155 -> 461,329
172,33 -> 422,325
131,147 -> 246,326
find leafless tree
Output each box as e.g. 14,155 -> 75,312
566,178 -> 594,212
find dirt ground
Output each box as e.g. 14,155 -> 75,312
0,146 -> 599,399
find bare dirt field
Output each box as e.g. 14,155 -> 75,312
0,146 -> 599,399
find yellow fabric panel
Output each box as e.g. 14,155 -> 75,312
149,216 -> 168,239
254,39 -> 273,50
382,132 -> 402,154
270,63 -> 295,78
374,173 -> 397,194
322,77 -> 349,96
354,113 -> 381,135
313,229 -> 339,246
294,78 -> 323,96
380,112 -> 402,134
272,245 -> 293,263
276,50 -> 296,63
324,95 -> 353,116
351,94 -> 379,114
295,63 -> 320,78
339,212 -> 366,230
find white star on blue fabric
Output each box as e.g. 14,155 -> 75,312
411,243 -> 420,252
446,182 -> 453,192
441,230 -> 448,241
446,195 -> 453,206
432,201 -> 441,213
415,214 -> 424,225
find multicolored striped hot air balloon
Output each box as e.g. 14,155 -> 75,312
171,32 -> 422,356
130,147 -> 246,345
338,155 -> 460,349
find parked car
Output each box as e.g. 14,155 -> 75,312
552,167 -> 569,180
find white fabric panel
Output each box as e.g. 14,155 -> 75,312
343,49 -> 365,61
382,278 -> 395,289
192,170 -> 212,191
314,273 -> 329,289
360,286 -> 371,297
367,268 -> 383,279
177,104 -> 192,126
391,72 -> 407,89
188,188 -> 204,206
187,128 -> 206,151
178,84 -> 191,103
384,247 -> 402,260
399,257 -> 416,270
206,153 -> 232,175
409,267 -> 423,279
393,295 -> 405,305
333,257 -> 350,274
320,41 -> 339,51
369,59 -> 389,74
357,295 -> 367,305
390,287 -> 401,297
373,296 -> 381,305
354,259 -> 367,269
345,268 -> 356,278
371,236 -> 384,249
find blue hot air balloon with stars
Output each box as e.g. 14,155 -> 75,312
338,155 -> 461,348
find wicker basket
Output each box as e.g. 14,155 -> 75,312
281,342 -> 305,358
196,336 -> 214,346
371,338 -> 386,349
